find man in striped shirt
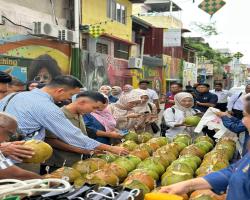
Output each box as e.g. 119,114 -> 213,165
0,76 -> 128,159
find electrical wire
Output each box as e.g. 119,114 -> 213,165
1,16 -> 32,31
0,178 -> 71,198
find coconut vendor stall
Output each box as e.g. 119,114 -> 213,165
0,111 -> 237,200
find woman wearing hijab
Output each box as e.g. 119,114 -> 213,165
99,85 -> 118,103
163,92 -> 199,139
108,89 -> 142,130
84,94 -> 122,145
111,86 -> 122,99
133,89 -> 158,134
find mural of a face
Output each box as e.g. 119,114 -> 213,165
81,52 -> 109,91
34,67 -> 52,83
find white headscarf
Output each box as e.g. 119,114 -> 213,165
173,92 -> 194,117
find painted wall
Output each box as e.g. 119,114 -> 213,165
82,0 -> 133,42
0,0 -> 71,81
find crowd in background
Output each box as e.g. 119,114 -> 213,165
0,70 -> 250,199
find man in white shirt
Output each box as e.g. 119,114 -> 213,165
227,84 -> 250,119
211,83 -> 231,112
139,80 -> 160,113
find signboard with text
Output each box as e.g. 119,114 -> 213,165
163,29 -> 181,47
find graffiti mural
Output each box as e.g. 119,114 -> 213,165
0,33 -> 71,82
80,49 -> 134,90
81,51 -> 109,91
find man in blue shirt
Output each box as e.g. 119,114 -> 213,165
0,75 -> 128,159
194,83 -> 218,113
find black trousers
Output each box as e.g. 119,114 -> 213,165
202,126 -> 216,142
232,109 -> 243,120
215,103 -> 228,112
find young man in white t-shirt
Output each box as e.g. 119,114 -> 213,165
139,80 -> 160,113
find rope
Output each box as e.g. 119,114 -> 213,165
0,178 -> 71,199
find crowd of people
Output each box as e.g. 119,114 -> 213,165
0,71 -> 249,199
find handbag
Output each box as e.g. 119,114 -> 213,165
147,103 -> 160,134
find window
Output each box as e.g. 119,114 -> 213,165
107,0 -> 127,24
82,38 -> 88,50
114,42 -> 129,60
96,43 -> 108,54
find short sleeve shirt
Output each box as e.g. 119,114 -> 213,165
147,89 -> 159,103
194,92 -> 218,113
0,151 -> 13,169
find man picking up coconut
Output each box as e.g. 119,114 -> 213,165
0,112 -> 41,179
0,75 -> 128,172
44,91 -> 123,172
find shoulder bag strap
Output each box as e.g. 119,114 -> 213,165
148,103 -> 153,112
232,92 -> 243,109
3,93 -> 19,112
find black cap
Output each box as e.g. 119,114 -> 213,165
0,71 -> 12,83
139,80 -> 150,84
197,83 -> 210,88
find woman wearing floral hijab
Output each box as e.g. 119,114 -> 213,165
163,92 -> 199,139
108,89 -> 142,130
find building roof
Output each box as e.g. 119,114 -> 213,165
132,16 -> 154,28
129,0 -> 146,3
144,0 -> 182,12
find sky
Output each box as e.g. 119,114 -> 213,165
174,0 -> 250,64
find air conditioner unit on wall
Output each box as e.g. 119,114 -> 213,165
128,57 -> 142,69
33,22 -> 59,38
58,29 -> 76,43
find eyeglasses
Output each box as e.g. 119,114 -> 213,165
34,74 -> 51,82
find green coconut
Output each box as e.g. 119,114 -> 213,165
85,169 -> 119,186
173,134 -> 192,146
114,157 -> 136,172
179,154 -> 202,168
126,155 -> 142,166
166,162 -> 194,175
103,163 -> 128,181
194,136 -> 214,146
137,132 -> 153,143
161,171 -> 193,186
152,155 -> 170,168
180,144 -> 206,159
138,143 -> 154,155
153,150 -> 177,163
129,168 -> 159,181
120,140 -> 138,151
123,180 -> 150,195
72,158 -> 107,174
173,142 -> 187,151
124,131 -> 138,143
184,116 -> 201,126
190,195 -> 213,200
195,141 -> 213,153
137,158 -> 165,175
95,153 -> 118,163
148,137 -> 169,147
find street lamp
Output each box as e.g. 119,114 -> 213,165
199,56 -> 206,83
233,52 -> 244,87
